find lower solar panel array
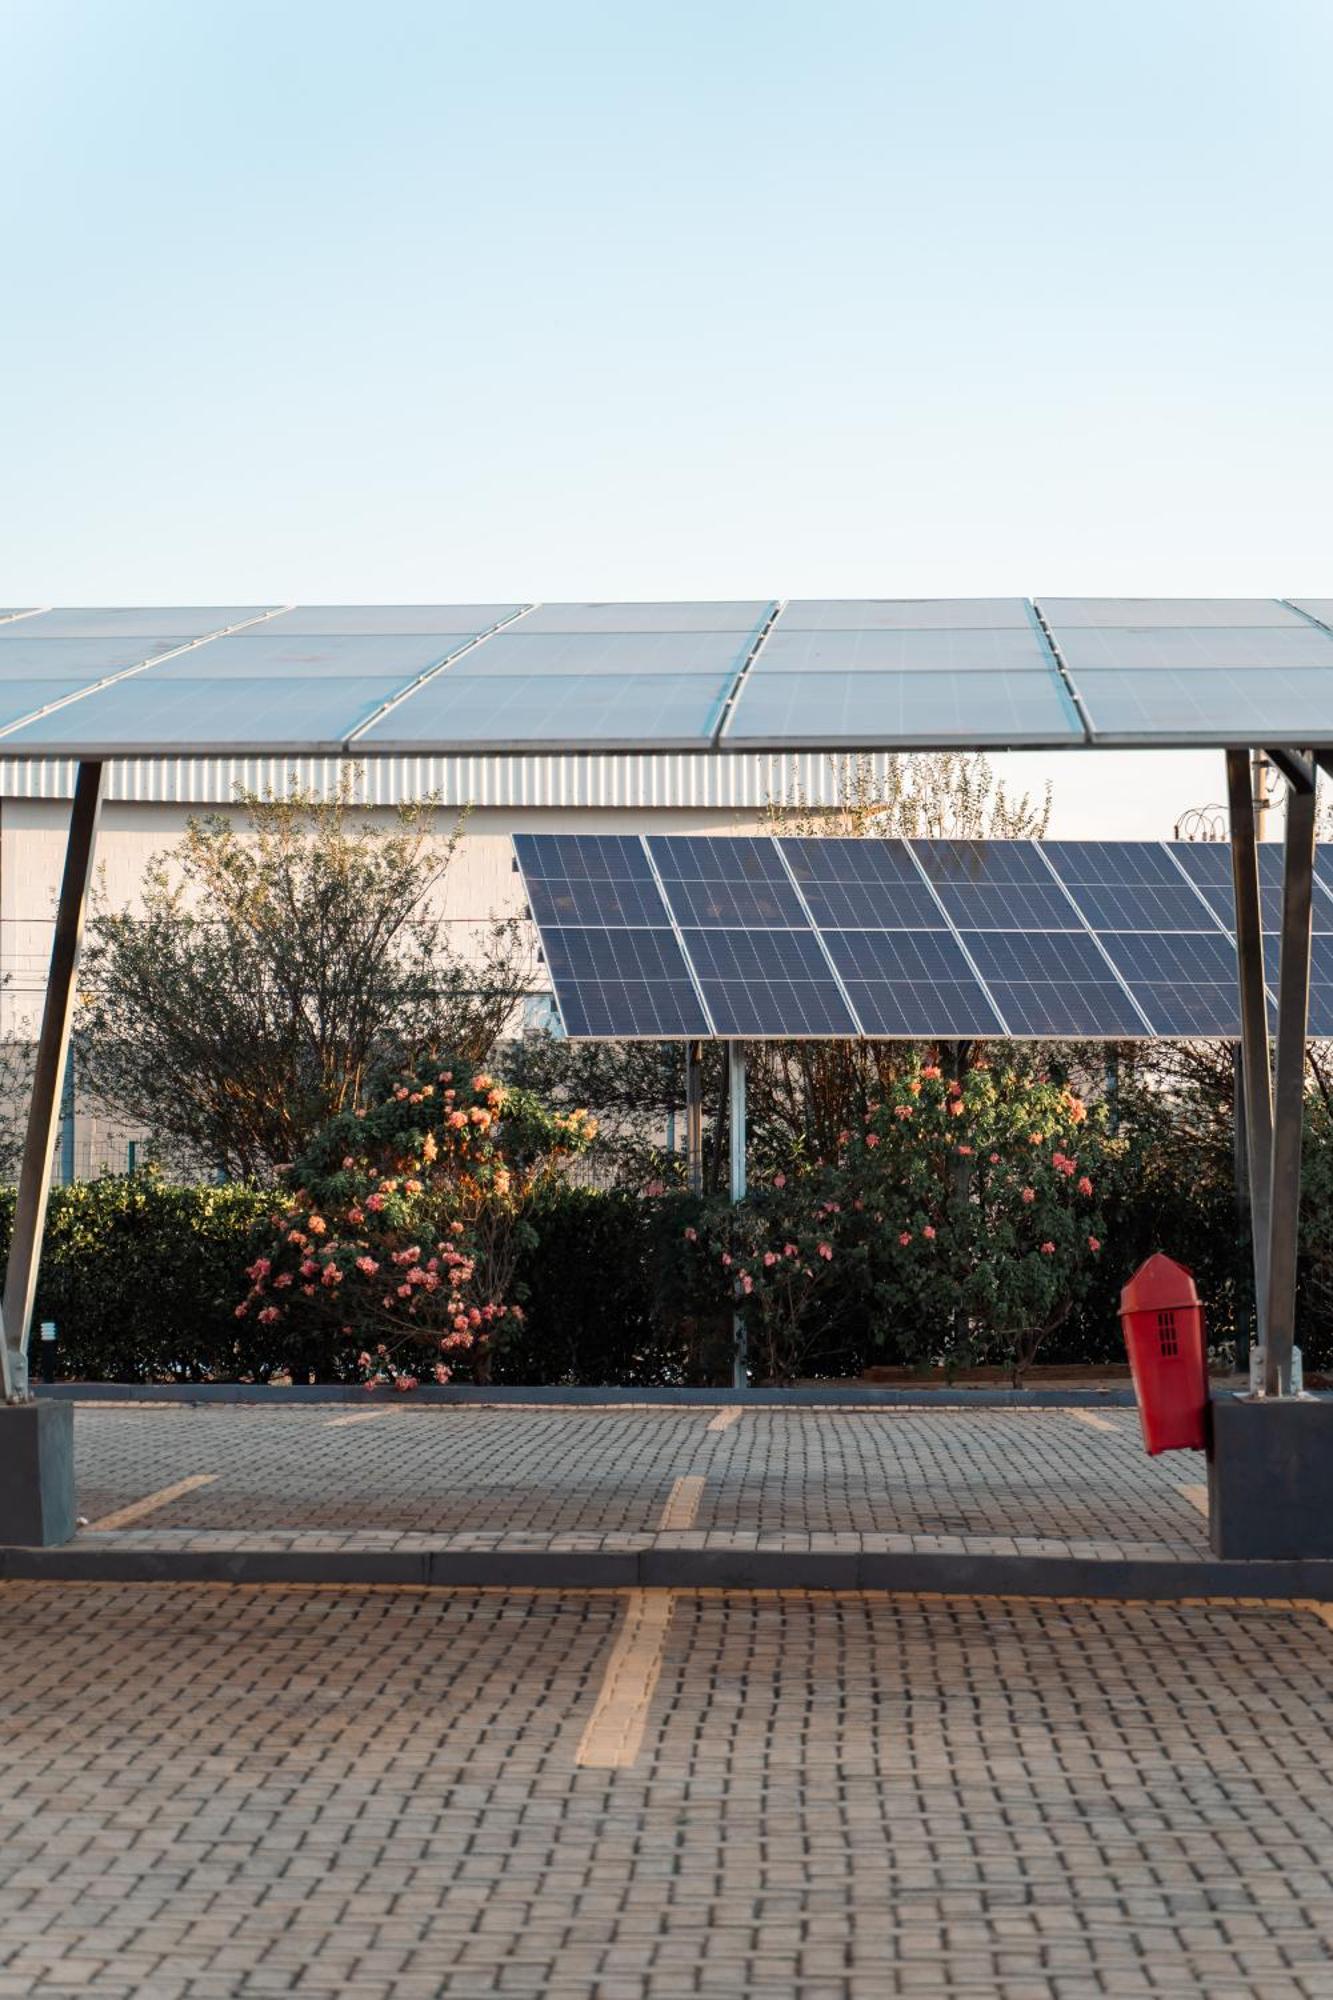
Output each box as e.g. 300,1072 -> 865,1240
513,834 -> 1333,1041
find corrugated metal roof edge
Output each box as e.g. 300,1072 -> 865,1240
0,751 -> 909,810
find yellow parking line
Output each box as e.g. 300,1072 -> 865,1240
576,1589 -> 675,1768
1178,1483 -> 1209,1517
706,1406 -> 742,1433
659,1475 -> 705,1530
1066,1409 -> 1120,1433
87,1474 -> 218,1531
326,1409 -> 392,1429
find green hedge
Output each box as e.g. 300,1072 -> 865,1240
6,1164 -> 1324,1385
0,1179 -> 282,1383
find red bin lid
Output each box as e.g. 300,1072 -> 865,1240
1119,1251 -> 1200,1316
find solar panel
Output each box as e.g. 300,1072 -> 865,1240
1168,842 -> 1333,935
754,627 -> 1050,673
146,633 -> 479,679
2,608 -> 274,637
1045,842 -> 1226,933
517,602 -> 773,633
513,833 -> 670,928
0,676 -> 410,752
649,836 -> 808,928
955,931 -> 1148,1037
448,631 -> 757,677
1054,626 -> 1333,672
0,682 -> 109,730
263,606 -> 522,634
725,670 -> 1081,747
1074,667 -> 1333,743
1039,598 -> 1303,627
680,929 -> 858,1036
540,928 -> 710,1037
824,929 -> 1005,1036
353,672 -> 731,750
1097,932 -> 1248,1036
512,834 -> 1333,1042
912,840 -> 1082,931
1289,601 -> 1333,630
780,599 -> 1033,630
0,635 -> 189,677
785,838 -> 948,929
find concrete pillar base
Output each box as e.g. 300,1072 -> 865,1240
0,1401 -> 75,1547
1208,1395 -> 1333,1559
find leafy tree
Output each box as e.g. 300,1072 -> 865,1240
79,772 -> 533,1178
762,750 -> 1052,841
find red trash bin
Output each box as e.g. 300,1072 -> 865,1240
1119,1252 -> 1208,1454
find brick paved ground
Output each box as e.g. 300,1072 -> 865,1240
2,1582 -> 1332,1997
70,1405 -> 1209,1561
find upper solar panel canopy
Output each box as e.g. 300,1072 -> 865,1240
0,599 -> 1330,753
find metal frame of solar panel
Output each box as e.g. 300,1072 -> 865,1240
515,834 -> 1333,1042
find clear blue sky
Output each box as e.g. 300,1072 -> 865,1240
2,0 -> 1331,833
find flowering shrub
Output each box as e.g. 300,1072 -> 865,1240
236,1053 -> 596,1384
682,1170 -> 862,1382
841,1058 -> 1121,1379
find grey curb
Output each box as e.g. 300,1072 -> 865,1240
5,1540 -> 1333,1598
37,1380 -> 1145,1408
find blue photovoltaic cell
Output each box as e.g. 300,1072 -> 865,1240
513,834 -> 669,927
448,631 -> 756,677
681,929 -> 858,1037
1,676 -> 409,752
0,635 -> 187,677
784,838 -> 947,929
354,671 -> 730,749
754,627 -> 1049,673
1167,843 -> 1333,935
264,605 -> 522,634
540,929 -> 710,1038
1074,668 -> 1333,743
1039,598 -> 1302,628
1103,933 -> 1250,1037
1045,843 -> 1225,933
824,930 -> 1004,1036
0,681 -> 108,730
1056,625 -> 1333,672
516,602 -> 773,633
649,836 -> 807,928
959,932 -> 1147,1036
725,670 -> 1080,746
912,841 -> 1081,931
146,633 -> 477,679
779,599 -> 1033,630
3,608 -> 272,637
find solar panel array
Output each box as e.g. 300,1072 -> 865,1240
515,833 -> 1333,1042
0,600 -> 1330,754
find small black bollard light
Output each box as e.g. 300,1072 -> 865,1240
39,1320 -> 58,1384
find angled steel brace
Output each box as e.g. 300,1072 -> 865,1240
1225,750 -> 1273,1350
1,762 -> 104,1402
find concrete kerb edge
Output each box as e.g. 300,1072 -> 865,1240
38,1381 -> 1145,1409
6,1541 -> 1333,1599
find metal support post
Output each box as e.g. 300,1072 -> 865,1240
1225,748 -> 1274,1348
685,1040 -> 704,1197
1,761 -> 104,1403
1262,756 -> 1316,1397
728,1041 -> 748,1389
